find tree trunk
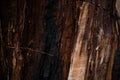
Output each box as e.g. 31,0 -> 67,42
68,0 -> 118,80
0,0 -> 119,80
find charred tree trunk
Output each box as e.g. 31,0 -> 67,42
0,0 -> 76,80
0,0 -> 119,80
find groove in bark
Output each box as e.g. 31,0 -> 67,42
112,0 -> 120,80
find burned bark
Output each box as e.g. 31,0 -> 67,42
0,0 -> 76,80
0,0 -> 119,80
112,0 -> 120,80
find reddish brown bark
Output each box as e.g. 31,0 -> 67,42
0,0 -> 119,80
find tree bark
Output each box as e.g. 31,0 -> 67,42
68,0 -> 118,80
0,0 -> 119,80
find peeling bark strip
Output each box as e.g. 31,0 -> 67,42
68,2 -> 89,80
68,0 -> 118,80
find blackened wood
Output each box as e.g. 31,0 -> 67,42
0,0 -> 119,80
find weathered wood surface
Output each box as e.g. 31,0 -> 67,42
0,0 -> 76,80
0,0 -> 119,80
112,0 -> 120,80
68,0 -> 118,80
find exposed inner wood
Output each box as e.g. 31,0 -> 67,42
0,0 -> 119,80
68,2 -> 89,80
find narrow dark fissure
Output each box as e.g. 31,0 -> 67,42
33,0 -> 62,80
112,17 -> 120,80
112,49 -> 120,80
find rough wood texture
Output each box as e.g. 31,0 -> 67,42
112,0 -> 120,80
0,0 -> 76,80
0,0 -> 119,80
68,0 -> 118,80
